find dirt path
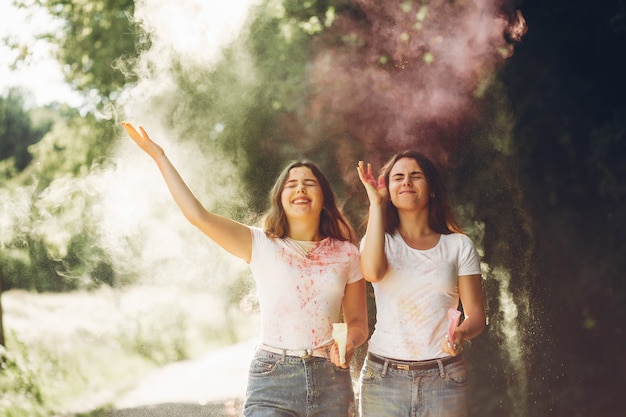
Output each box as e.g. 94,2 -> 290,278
111,338 -> 258,416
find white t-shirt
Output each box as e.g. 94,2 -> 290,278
249,226 -> 362,350
365,231 -> 481,361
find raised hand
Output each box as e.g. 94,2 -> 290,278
121,121 -> 165,160
357,160 -> 387,205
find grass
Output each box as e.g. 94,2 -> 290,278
0,286 -> 258,417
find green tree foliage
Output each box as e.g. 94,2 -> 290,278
1,92 -> 119,292
13,0 -> 149,106
25,110 -> 116,188
0,88 -> 52,173
149,0 -> 355,216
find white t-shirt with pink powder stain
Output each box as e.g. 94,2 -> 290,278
365,231 -> 482,361
249,226 -> 362,350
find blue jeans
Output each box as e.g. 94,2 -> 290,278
359,355 -> 469,417
243,349 -> 355,417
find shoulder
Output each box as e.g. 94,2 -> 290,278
329,238 -> 360,257
249,225 -> 263,236
442,233 -> 480,262
442,232 -> 474,245
249,226 -> 273,244
385,230 -> 402,245
337,238 -> 360,252
440,233 -> 478,252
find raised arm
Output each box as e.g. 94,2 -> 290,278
357,161 -> 388,281
122,122 -> 252,262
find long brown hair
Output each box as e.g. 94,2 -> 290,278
262,160 -> 356,243
380,150 -> 463,235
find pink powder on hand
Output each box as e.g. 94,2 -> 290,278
447,308 -> 461,343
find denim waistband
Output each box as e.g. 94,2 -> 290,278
367,352 -> 463,371
258,343 -> 331,359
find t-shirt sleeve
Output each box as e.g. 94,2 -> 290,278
347,243 -> 363,284
249,226 -> 267,265
457,234 -> 482,276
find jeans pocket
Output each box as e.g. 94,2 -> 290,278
360,360 -> 382,385
249,355 -> 280,377
445,362 -> 469,385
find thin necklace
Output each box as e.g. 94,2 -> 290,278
285,238 -> 318,257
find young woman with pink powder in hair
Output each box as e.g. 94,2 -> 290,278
356,151 -> 486,417
122,122 -> 368,417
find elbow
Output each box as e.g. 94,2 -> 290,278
362,268 -> 387,282
363,273 -> 382,283
184,207 -> 207,227
349,319 -> 370,348
472,314 -> 487,337
360,263 -> 387,282
475,319 -> 486,336
186,215 -> 203,228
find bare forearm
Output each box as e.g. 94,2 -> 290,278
150,153 -> 252,260
347,319 -> 369,349
457,313 -> 486,343
361,203 -> 387,281
154,153 -> 207,224
457,274 -> 486,343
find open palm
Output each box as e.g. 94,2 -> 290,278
357,161 -> 387,204
121,121 -> 165,160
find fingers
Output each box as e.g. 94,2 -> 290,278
329,343 -> 349,368
139,126 -> 150,140
121,121 -> 141,139
357,161 -> 379,188
121,121 -> 151,143
356,161 -> 365,179
442,334 -> 463,356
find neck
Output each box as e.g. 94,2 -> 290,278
396,212 -> 441,250
287,219 -> 322,241
398,225 -> 435,240
397,210 -> 431,238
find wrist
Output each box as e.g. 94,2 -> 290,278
368,202 -> 385,214
457,326 -> 470,343
154,151 -> 167,164
348,326 -> 368,347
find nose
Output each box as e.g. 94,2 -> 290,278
402,176 -> 412,186
296,182 -> 307,193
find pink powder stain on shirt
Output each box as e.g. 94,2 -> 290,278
295,276 -> 320,309
271,239 -> 357,347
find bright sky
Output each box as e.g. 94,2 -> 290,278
0,2 -> 84,107
0,0 -> 257,108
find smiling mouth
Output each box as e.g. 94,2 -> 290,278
292,198 -> 311,204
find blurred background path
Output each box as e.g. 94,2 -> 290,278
111,338 -> 258,417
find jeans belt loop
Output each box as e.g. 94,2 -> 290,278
437,359 -> 445,378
